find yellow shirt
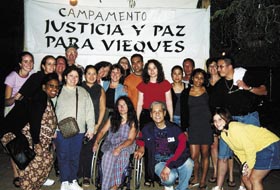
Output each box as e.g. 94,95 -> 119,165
221,121 -> 279,169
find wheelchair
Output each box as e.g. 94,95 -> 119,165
91,138 -> 143,190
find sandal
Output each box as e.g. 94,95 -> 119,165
227,179 -> 236,187
13,177 -> 20,188
208,176 -> 217,183
188,181 -> 199,188
199,184 -> 207,189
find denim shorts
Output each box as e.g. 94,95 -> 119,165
218,111 -> 261,159
254,141 -> 280,170
218,138 -> 233,159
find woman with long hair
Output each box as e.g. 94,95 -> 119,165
212,107 -> 280,190
93,96 -> 138,190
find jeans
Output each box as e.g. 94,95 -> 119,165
173,115 -> 181,128
55,131 -> 84,182
154,158 -> 194,190
218,111 -> 261,159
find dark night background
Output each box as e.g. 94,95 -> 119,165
1,0 -> 279,135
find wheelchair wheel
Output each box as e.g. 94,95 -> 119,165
133,157 -> 143,190
91,138 -> 104,189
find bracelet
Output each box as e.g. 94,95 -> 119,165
248,86 -> 253,91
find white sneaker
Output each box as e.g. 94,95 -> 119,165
69,180 -> 83,190
164,186 -> 174,190
211,186 -> 223,190
43,178 -> 55,186
238,186 -> 247,190
60,181 -> 69,190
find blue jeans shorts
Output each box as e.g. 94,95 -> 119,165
218,111 -> 261,159
254,141 -> 280,170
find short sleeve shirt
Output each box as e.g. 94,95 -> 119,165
137,80 -> 171,109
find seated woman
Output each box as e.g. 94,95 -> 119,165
93,96 -> 138,190
1,73 -> 59,190
212,107 -> 280,190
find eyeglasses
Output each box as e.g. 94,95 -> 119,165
217,64 -> 228,69
47,84 -> 60,89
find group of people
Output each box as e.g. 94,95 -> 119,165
1,45 -> 280,190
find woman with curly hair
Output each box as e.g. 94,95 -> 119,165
136,59 -> 173,186
93,96 -> 138,190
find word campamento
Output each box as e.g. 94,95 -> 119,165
59,8 -> 147,22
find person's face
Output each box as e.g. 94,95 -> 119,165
42,58 -> 56,74
147,63 -> 158,78
56,58 -> 66,74
43,79 -> 59,98
131,56 -> 144,73
117,99 -> 128,116
65,47 -> 78,65
183,60 -> 194,76
208,62 -> 218,76
85,67 -> 97,84
98,66 -> 110,78
217,60 -> 231,77
20,54 -> 34,73
65,70 -> 79,87
150,104 -> 166,125
213,114 -> 226,131
192,72 -> 204,87
172,68 -> 183,83
119,58 -> 129,70
110,68 -> 122,82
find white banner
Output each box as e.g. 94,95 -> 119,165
24,0 -> 210,80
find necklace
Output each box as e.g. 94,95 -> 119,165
224,79 -> 240,94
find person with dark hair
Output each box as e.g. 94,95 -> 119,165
117,56 -> 131,82
1,73 -> 60,190
212,107 -> 280,190
205,57 -> 221,184
134,101 -> 193,190
78,65 -> 106,187
103,64 -> 127,115
93,96 -> 138,190
182,58 -> 195,85
55,55 -> 68,87
170,65 -> 186,127
210,55 -> 268,190
124,53 -> 144,110
95,61 -> 112,85
180,68 -> 212,189
136,59 -> 173,186
55,66 -> 95,190
16,55 -> 56,101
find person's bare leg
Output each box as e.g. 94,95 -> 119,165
216,158 -> 228,188
250,169 -> 270,190
200,145 -> 210,187
228,158 -> 235,185
190,144 -> 200,185
210,136 -> 218,180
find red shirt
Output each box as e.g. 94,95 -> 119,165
137,80 -> 171,109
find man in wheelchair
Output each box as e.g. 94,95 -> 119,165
134,101 -> 194,190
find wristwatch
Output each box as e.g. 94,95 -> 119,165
248,86 -> 253,91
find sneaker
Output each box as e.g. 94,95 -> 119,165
164,186 -> 174,190
60,181 -> 69,190
211,186 -> 223,190
238,186 -> 246,190
69,180 -> 83,190
43,178 -> 55,186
